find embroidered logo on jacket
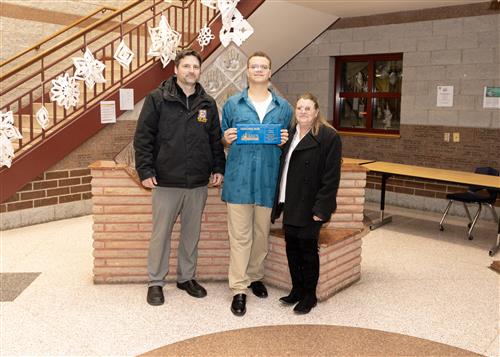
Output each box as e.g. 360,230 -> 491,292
197,109 -> 207,123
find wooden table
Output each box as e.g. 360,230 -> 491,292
342,157 -> 376,165
362,161 -> 500,256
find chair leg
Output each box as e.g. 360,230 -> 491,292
439,200 -> 453,231
467,203 -> 482,240
487,204 -> 500,257
486,203 -> 499,223
463,202 -> 473,227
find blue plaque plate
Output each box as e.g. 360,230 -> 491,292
236,124 -> 282,144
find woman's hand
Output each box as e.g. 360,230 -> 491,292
278,129 -> 289,147
313,215 -> 323,222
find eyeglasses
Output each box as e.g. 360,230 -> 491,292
248,64 -> 270,71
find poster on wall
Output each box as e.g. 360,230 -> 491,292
483,86 -> 500,109
436,86 -> 453,107
100,101 -> 116,124
119,88 -> 134,111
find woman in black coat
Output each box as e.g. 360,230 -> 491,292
271,93 -> 342,314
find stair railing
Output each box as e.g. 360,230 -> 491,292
0,6 -> 117,70
0,0 -> 218,155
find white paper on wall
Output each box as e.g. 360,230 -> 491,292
119,89 -> 134,111
100,101 -> 116,124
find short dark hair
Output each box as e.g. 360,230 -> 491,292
174,49 -> 202,67
247,51 -> 272,69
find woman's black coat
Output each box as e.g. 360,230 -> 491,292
271,125 -> 342,227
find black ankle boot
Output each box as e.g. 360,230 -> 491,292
279,288 -> 303,305
293,294 -> 317,314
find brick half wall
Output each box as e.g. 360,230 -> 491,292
90,161 -> 367,285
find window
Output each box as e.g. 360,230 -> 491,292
333,53 -> 402,134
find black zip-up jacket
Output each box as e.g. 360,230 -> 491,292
133,77 -> 225,188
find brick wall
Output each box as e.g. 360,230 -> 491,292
0,168 -> 92,214
90,161 -> 367,285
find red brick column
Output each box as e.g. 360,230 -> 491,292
90,161 -> 228,283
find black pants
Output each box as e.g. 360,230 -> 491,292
284,222 -> 321,296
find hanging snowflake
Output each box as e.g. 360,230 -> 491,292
0,110 -> 23,168
147,15 -> 181,68
216,0 -> 253,47
50,73 -> 80,110
197,25 -> 215,51
36,106 -> 49,130
201,0 -> 218,9
114,39 -> 134,69
73,48 -> 106,88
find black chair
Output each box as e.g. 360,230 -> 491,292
439,167 -> 499,241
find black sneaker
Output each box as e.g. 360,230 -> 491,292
176,279 -> 207,298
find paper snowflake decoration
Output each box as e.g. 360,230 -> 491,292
73,48 -> 106,88
197,25 -> 215,51
201,0 -> 218,9
50,73 -> 80,110
147,15 -> 181,68
114,40 -> 135,69
216,0 -> 253,47
36,106 -> 49,130
0,111 -> 23,168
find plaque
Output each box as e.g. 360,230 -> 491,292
236,124 -> 282,144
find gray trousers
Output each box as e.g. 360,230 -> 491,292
148,186 -> 208,287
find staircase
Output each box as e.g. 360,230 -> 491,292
0,0 -> 264,203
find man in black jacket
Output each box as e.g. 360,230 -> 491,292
134,49 -> 225,306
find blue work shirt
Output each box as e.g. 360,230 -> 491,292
221,88 -> 293,208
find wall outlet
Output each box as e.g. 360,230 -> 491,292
453,132 -> 460,142
444,132 -> 450,142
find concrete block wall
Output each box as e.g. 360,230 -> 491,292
272,8 -> 500,214
90,161 -> 367,287
273,13 -> 499,130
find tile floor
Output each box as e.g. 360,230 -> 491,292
1,204 -> 499,356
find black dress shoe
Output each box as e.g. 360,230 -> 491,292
231,293 -> 246,316
279,289 -> 303,305
248,281 -> 268,298
293,295 -> 317,315
176,279 -> 207,298
147,286 -> 164,306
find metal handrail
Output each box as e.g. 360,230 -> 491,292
0,0 -> 219,153
0,0 -> 187,82
0,6 -> 117,69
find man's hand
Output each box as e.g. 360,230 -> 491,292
210,173 -> 224,187
278,129 -> 289,147
313,215 -> 323,222
223,128 -> 237,146
141,176 -> 157,189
